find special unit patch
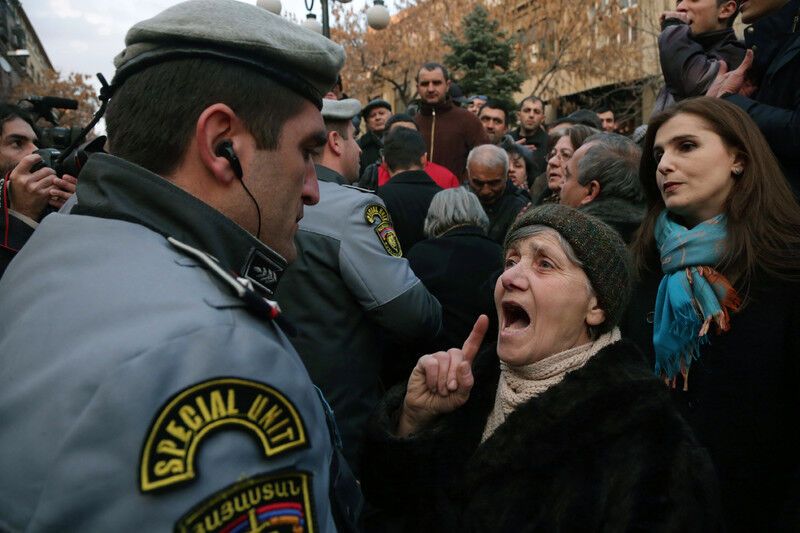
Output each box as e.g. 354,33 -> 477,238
175,471 -> 316,533
140,378 -> 308,492
364,204 -> 402,257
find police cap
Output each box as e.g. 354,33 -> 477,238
322,98 -> 361,121
112,0 -> 345,109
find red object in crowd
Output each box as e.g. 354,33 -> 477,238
377,161 -> 461,189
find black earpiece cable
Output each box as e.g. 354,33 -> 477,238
240,179 -> 262,240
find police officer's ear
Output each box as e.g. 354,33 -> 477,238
420,152 -> 428,168
195,103 -> 249,185
327,130 -> 344,157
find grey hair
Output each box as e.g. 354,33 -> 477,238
423,188 -> 489,238
504,224 -> 596,298
467,144 -> 509,177
576,133 -> 644,203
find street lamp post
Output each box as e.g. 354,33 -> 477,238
300,0 -> 390,38
257,0 -> 390,38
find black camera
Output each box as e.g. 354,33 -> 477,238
29,135 -> 105,177
19,96 -> 105,177
39,126 -> 84,151
19,96 -> 81,150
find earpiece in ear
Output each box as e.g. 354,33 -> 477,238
215,140 -> 243,180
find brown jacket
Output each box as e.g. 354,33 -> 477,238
415,99 -> 489,180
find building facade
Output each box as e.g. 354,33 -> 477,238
1,0 -> 54,101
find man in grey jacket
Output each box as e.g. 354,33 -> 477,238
0,1 -> 362,531
276,98 -> 442,477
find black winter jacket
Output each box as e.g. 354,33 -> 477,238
653,21 -> 746,114
726,0 -> 800,196
621,270 -> 800,532
406,226 -> 502,353
362,339 -> 722,532
483,184 -> 529,244
376,170 -> 442,252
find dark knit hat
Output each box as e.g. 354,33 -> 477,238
504,204 -> 632,332
362,98 -> 392,118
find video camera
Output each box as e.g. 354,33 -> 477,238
17,95 -> 105,177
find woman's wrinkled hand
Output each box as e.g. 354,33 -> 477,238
396,315 -> 489,437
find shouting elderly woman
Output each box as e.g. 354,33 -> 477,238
361,204 -> 721,532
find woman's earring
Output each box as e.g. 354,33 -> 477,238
732,167 -> 743,176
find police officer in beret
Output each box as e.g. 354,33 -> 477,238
276,98 -> 441,478
0,1 -> 360,530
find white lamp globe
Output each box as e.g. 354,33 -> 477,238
303,13 -> 323,34
367,0 -> 390,30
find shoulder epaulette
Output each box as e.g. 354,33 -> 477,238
167,236 -> 280,320
342,184 -> 375,193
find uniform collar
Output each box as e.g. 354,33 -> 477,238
73,154 -> 287,294
315,164 -> 347,185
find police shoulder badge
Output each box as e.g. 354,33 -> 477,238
175,471 -> 316,533
140,378 -> 308,492
364,204 -> 402,257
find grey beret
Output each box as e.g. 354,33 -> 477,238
112,0 -> 345,109
322,98 -> 361,121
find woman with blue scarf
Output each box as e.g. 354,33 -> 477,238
624,97 -> 800,532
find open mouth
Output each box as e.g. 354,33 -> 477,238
502,301 -> 531,331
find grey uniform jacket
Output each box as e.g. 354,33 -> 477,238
276,165 -> 442,476
0,155 -> 346,532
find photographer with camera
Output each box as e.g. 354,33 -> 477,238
0,104 -> 77,276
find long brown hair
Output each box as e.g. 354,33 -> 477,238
631,97 -> 800,292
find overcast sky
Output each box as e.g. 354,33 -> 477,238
22,0 -> 369,81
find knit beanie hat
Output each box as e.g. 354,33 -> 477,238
504,204 -> 632,332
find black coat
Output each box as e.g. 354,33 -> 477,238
621,270 -> 800,532
376,170 -> 442,253
726,0 -> 800,196
579,196 -> 645,244
358,131 -> 383,177
406,226 -> 502,352
483,184 -> 529,244
362,339 -> 722,532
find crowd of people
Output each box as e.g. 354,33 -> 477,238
0,0 -> 798,531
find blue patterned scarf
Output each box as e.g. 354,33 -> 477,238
653,211 -> 741,389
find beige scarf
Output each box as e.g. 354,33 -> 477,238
481,327 -> 621,442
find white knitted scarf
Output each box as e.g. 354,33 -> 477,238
481,327 -> 621,443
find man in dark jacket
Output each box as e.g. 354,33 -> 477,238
510,96 -> 548,178
466,144 -> 528,244
559,133 -> 645,243
376,128 -> 442,251
357,98 -> 391,176
708,0 -> 800,195
414,62 -> 489,179
652,0 -> 746,114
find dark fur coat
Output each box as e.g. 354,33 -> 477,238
361,340 -> 722,532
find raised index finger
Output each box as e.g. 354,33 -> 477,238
461,314 -> 489,363
735,48 -> 754,74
